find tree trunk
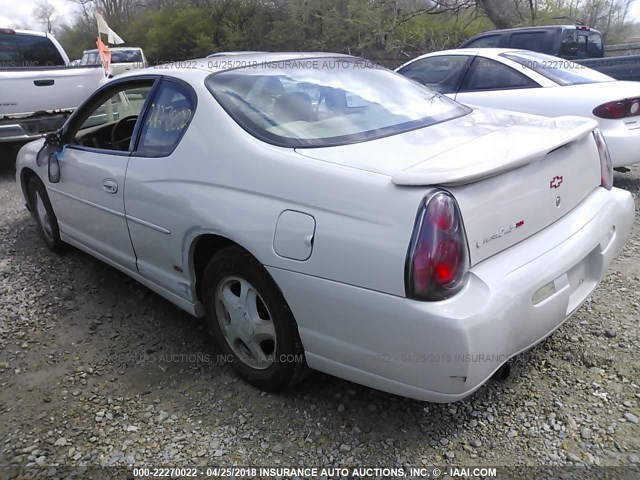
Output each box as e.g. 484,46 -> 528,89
477,0 -> 521,29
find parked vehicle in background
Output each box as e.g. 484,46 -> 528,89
80,47 -> 148,76
15,53 -> 633,402
0,28 -> 104,144
396,48 -> 640,168
459,25 -> 640,81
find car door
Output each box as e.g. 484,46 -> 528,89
454,56 -> 541,108
47,78 -> 156,272
396,55 -> 472,96
123,78 -> 197,299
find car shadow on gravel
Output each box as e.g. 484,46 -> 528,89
1,157 -> 589,457
4,208 -> 531,439
614,173 -> 640,194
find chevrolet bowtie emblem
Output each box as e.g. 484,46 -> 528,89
550,176 -> 563,189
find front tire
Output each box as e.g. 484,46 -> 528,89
27,176 -> 64,252
203,246 -> 307,391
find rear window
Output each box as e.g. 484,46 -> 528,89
111,49 -> 143,63
82,49 -> 143,64
560,29 -> 603,58
0,33 -> 65,67
501,51 -> 614,85
205,58 -> 470,148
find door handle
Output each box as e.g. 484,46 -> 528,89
34,79 -> 55,86
102,178 -> 118,194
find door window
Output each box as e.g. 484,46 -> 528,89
397,55 -> 470,94
68,81 -> 153,152
465,35 -> 501,48
461,57 -> 539,91
509,32 -> 546,52
136,80 -> 196,156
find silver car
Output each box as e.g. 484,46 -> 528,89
16,53 -> 633,402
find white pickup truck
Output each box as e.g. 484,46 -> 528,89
0,28 -> 104,144
80,47 -> 148,76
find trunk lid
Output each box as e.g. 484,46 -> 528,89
296,110 -> 601,265
448,125 -> 600,265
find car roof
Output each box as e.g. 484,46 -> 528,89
402,48 -> 551,62
206,51 -> 265,57
395,48 -> 561,74
420,48 -> 532,55
467,25 -> 602,35
1,29 -> 47,37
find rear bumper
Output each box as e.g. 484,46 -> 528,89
268,186 -> 634,402
602,120 -> 640,168
0,111 -> 71,143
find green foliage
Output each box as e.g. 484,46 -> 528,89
55,0 -> 638,67
57,18 -> 99,61
141,7 -> 216,62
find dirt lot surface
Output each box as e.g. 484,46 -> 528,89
0,147 -> 639,479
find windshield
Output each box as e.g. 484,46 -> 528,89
205,58 -> 470,148
501,51 -> 614,85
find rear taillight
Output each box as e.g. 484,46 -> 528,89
405,190 -> 469,301
593,98 -> 640,119
593,129 -> 613,190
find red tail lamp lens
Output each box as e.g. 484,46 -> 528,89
593,98 -> 640,119
405,191 -> 469,301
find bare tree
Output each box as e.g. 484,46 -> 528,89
69,0 -> 97,23
32,0 -> 58,33
478,0 -> 538,28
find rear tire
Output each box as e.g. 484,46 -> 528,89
27,176 -> 64,253
203,246 -> 308,392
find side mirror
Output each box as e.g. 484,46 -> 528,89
36,131 -> 63,167
37,131 -> 63,183
48,152 -> 60,183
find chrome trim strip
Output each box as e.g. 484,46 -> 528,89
47,187 -> 124,218
125,214 -> 171,234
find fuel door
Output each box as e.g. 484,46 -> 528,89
273,210 -> 316,261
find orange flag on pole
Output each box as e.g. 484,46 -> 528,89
96,36 -> 112,77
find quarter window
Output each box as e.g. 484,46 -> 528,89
397,55 -> 469,94
137,80 -> 196,156
560,30 -> 579,58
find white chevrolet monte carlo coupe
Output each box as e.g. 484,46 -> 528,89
395,49 -> 640,168
16,53 -> 634,403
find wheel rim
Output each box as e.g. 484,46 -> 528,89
214,276 -> 277,370
34,190 -> 54,241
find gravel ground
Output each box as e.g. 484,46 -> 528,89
0,147 -> 639,478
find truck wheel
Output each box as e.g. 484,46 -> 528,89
202,246 -> 308,392
27,177 -> 64,252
